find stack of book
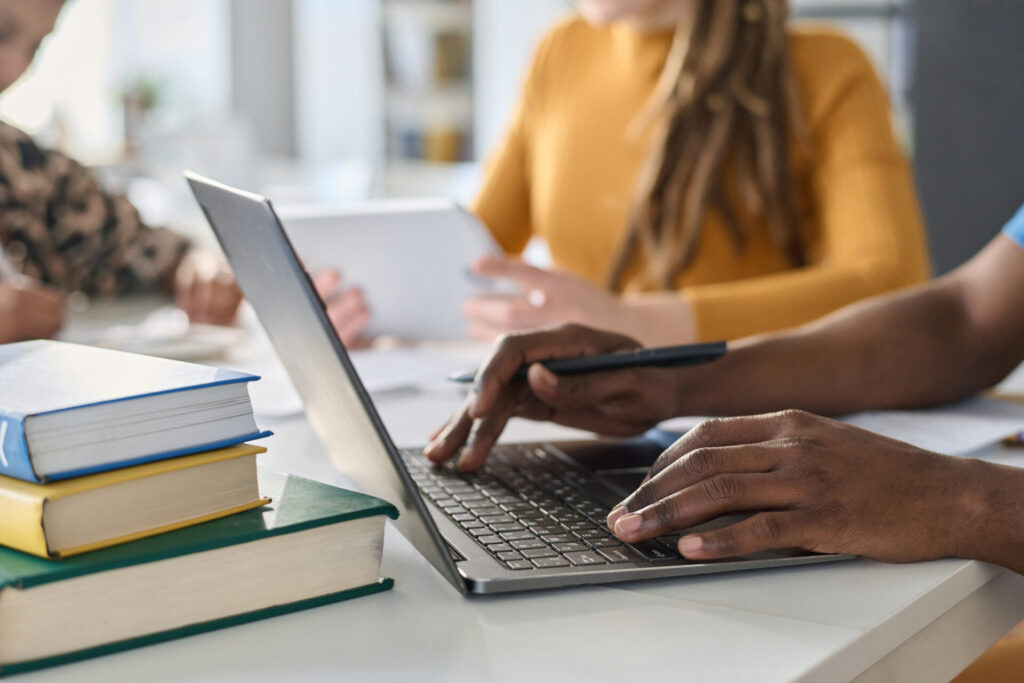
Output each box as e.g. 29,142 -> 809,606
0,340 -> 397,675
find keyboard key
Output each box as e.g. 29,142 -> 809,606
532,556 -> 571,568
565,551 -> 606,566
469,527 -> 494,538
552,542 -> 588,553
511,539 -> 546,550
479,514 -> 514,526
563,520 -> 592,531
467,505 -> 502,517
500,530 -> 535,541
631,539 -> 677,560
488,543 -> 513,554
590,536 -> 623,548
478,535 -> 504,545
532,525 -> 563,536
452,513 -> 475,523
506,560 -> 534,570
540,534 -> 575,544
575,528 -> 610,540
522,547 -> 558,559
489,522 -> 524,533
497,551 -> 523,562
462,520 -> 484,530
598,546 -> 644,563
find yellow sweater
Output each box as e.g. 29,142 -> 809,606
472,17 -> 930,342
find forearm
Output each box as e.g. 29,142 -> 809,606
679,275 -> 1014,417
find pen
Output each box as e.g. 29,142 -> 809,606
447,341 -> 727,384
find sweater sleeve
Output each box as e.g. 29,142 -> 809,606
0,123 -> 189,297
470,27 -> 561,255
685,35 -> 931,342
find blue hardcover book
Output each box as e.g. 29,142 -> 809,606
0,340 -> 270,483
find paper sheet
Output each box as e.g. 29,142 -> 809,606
657,396 -> 1024,456
237,347 -> 481,419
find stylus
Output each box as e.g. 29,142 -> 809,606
447,341 -> 727,384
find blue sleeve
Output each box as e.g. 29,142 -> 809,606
1003,204 -> 1024,248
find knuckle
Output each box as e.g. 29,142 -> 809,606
753,515 -> 784,545
683,447 -> 718,478
702,474 -> 739,503
775,409 -> 813,435
651,498 -> 681,529
690,418 -> 725,448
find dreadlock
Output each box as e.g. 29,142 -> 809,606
607,0 -> 807,291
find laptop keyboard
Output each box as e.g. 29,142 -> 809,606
401,444 -> 682,571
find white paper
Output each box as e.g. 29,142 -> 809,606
657,396 -> 1024,456
236,347 -> 481,420
841,396 -> 1024,455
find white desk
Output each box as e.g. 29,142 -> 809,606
27,317 -> 1024,682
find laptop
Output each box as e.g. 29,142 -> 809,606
186,173 -> 850,594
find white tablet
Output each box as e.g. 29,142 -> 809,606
278,198 -> 504,340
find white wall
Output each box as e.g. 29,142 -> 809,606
471,0 -> 570,162
293,0 -> 385,164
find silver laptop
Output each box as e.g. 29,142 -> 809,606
186,173 -> 850,594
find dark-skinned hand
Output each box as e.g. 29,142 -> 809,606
424,323 -> 686,471
607,409 -> 998,565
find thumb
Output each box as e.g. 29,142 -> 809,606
473,255 -> 553,291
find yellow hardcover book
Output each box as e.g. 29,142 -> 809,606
0,444 -> 269,558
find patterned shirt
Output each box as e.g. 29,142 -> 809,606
0,121 -> 189,296
1003,204 -> 1024,249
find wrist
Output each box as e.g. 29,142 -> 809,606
951,460 -> 1024,570
619,293 -> 697,346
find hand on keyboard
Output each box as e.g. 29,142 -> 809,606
424,324 -> 685,471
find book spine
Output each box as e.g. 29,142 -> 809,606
0,415 -> 39,483
0,485 -> 48,558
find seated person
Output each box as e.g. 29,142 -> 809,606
333,0 -> 930,347
0,0 -> 242,343
425,201 -> 1024,577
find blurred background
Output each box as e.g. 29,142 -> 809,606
4,0 -> 1021,273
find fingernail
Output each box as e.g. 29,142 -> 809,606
679,536 -> 702,554
614,513 -> 642,536
423,441 -> 438,458
536,365 -> 557,389
606,505 -> 627,529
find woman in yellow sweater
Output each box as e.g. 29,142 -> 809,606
460,0 -> 930,344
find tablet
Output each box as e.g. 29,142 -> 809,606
278,198 -> 503,340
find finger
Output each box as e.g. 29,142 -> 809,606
202,277 -> 242,324
527,362 -> 645,414
457,382 -> 529,471
645,411 -> 816,485
616,441 -> 784,520
463,294 -> 548,332
676,511 -> 807,560
312,269 -> 342,298
470,324 -> 638,419
612,471 -> 799,543
326,289 -> 367,321
334,309 -> 370,348
472,255 -> 554,291
423,397 -> 475,463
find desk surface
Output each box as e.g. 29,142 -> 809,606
22,323 -> 1024,682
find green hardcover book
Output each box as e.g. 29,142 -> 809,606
0,469 -> 398,676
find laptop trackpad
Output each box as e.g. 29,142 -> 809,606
556,438 -> 664,504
